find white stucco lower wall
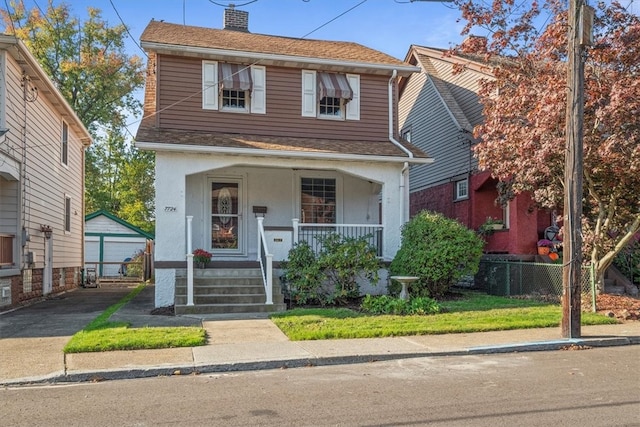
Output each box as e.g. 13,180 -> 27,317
358,268 -> 390,296
155,269 -> 175,308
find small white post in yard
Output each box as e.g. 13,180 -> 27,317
186,216 -> 194,306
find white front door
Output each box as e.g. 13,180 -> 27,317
209,179 -> 243,254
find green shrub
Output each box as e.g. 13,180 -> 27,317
281,234 -> 381,306
389,211 -> 484,299
126,250 -> 144,278
281,242 -> 326,305
360,295 -> 441,315
317,233 -> 381,302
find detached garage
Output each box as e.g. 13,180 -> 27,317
84,210 -> 154,278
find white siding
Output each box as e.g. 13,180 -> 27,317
2,51 -> 86,271
430,59 -> 485,127
86,216 -> 138,235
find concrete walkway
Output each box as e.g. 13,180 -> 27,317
1,286 -> 639,385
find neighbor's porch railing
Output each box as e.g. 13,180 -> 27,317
292,219 -> 384,256
256,217 -> 273,305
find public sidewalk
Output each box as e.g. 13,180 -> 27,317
1,286 -> 639,386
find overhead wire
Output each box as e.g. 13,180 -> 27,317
109,0 -> 148,58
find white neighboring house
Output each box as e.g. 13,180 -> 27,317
84,210 -> 154,278
0,36 -> 92,308
135,9 -> 432,312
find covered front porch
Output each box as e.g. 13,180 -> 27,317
153,152 -> 410,309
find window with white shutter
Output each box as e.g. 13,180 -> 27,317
203,61 -> 265,114
202,61 -> 218,110
301,70 -> 360,121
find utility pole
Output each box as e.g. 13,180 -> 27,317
562,0 -> 593,338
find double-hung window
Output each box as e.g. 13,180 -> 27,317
202,61 -> 266,114
455,179 -> 468,201
302,70 -> 360,120
301,177 -> 336,224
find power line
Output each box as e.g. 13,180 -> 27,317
109,0 -> 148,58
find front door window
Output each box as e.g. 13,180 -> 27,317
211,181 -> 240,250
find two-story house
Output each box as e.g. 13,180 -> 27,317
0,36 -> 92,309
135,8 -> 431,312
398,45 -> 556,257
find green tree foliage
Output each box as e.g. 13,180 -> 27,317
1,1 -> 153,231
390,211 -> 484,298
85,123 -> 155,232
1,0 -> 144,130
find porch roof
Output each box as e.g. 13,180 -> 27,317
135,123 -> 431,163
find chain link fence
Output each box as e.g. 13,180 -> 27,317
475,260 -> 594,298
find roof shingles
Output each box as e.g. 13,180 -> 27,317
140,20 -> 408,67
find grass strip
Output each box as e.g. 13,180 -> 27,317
64,285 -> 206,353
270,292 -> 618,341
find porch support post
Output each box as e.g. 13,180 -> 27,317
186,216 -> 194,306
292,218 -> 299,243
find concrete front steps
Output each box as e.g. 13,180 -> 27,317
175,267 -> 286,315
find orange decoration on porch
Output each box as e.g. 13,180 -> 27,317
537,246 -> 550,255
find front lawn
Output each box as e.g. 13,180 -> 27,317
269,291 -> 617,341
63,285 -> 207,353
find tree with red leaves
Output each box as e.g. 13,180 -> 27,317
452,0 -> 640,290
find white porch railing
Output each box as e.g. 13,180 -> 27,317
292,219 -> 384,256
256,217 -> 273,305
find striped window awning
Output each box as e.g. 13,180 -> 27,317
317,72 -> 353,101
219,63 -> 252,92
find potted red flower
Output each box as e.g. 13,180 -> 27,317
193,248 -> 212,268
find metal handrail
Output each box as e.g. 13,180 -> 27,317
256,217 -> 273,305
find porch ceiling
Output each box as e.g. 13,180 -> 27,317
136,122 -> 431,163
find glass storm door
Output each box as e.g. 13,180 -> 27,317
210,180 -> 242,252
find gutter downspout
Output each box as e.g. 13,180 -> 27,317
389,70 -> 412,224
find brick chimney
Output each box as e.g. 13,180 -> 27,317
223,5 -> 249,32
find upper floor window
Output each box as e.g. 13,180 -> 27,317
455,179 -> 468,201
302,70 -> 360,121
61,121 -> 68,166
202,61 -> 266,114
402,128 -> 411,143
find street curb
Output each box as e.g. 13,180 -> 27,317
2,337 -> 638,387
